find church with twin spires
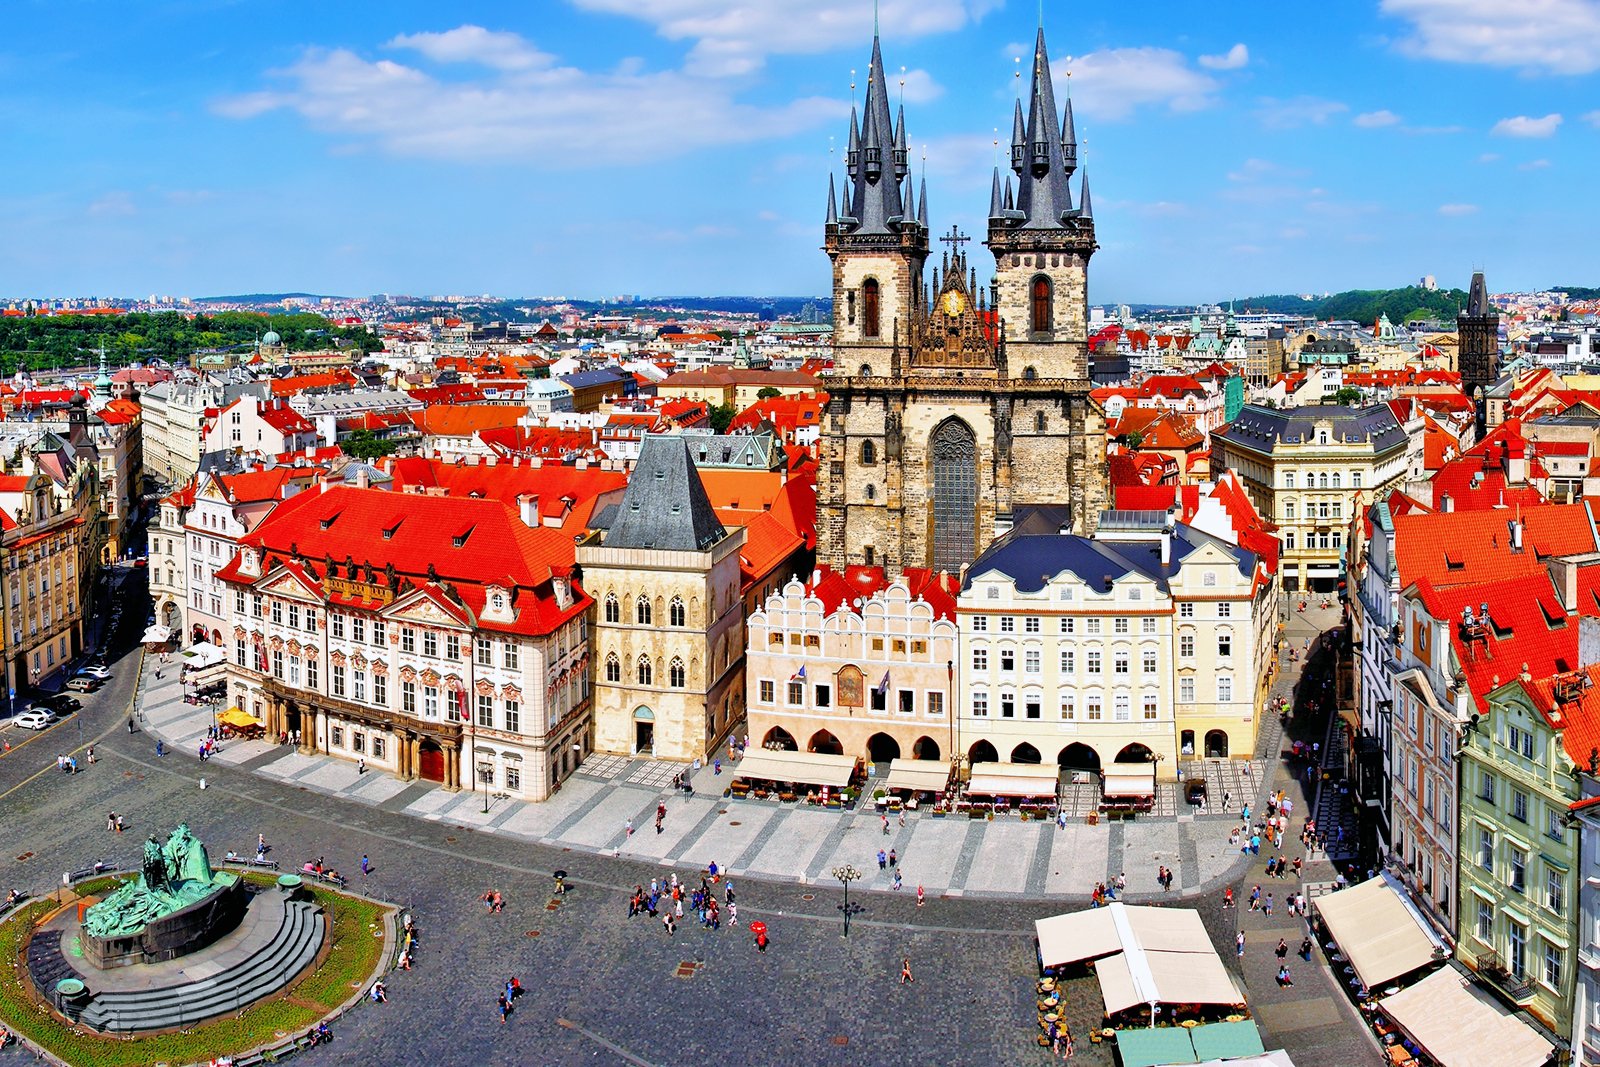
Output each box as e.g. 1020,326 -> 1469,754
817,26 -> 1108,579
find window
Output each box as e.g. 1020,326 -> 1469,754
1060,695 -> 1075,720
402,680 -> 417,715
637,657 -> 653,686
670,659 -> 687,688
786,681 -> 803,705
503,641 -> 519,669
817,684 -> 832,707
1217,603 -> 1231,619
307,659 -> 317,690
1179,676 -> 1196,703
476,638 -> 493,666
972,647 -> 988,671
999,693 -> 1014,718
1087,651 -> 1101,675
271,649 -> 283,678
288,604 -> 300,629
1024,650 -> 1040,674
604,595 -> 619,623
235,639 -> 246,667
423,686 -> 438,719
1285,531 -> 1296,550
1284,472 -> 1295,489
1284,501 -> 1296,521
352,617 -> 365,644
870,684 -> 887,712
1479,771 -> 1495,803
1060,650 -> 1074,674
235,590 -> 246,616
1000,650 -> 1015,673
603,654 -> 621,683
1030,276 -> 1052,333
1478,828 -> 1494,872
1060,617 -> 1075,633
1114,617 -> 1129,635
1218,633 -> 1232,658
1114,651 -> 1129,675
1218,677 -> 1233,702
1024,696 -> 1041,719
269,600 -> 282,625
862,278 -> 880,339
306,609 -> 318,633
972,616 -> 988,633
927,692 -> 943,716
332,664 -> 346,698
331,613 -> 345,639
759,679 -> 775,703
445,634 -> 460,661
1143,649 -> 1158,674
670,598 -> 685,627
1548,810 -> 1565,841
972,692 -> 988,717
401,627 -> 415,653
1352,471 -> 1362,488
1508,922 -> 1527,980
635,596 -> 652,626
1547,866 -> 1565,915
1510,847 -> 1526,893
1086,695 -> 1102,720
504,700 -> 520,733
1511,790 -> 1528,823
374,674 -> 387,705
330,726 -> 343,747
352,670 -> 366,703
1476,899 -> 1493,942
1086,618 -> 1102,635
1142,617 -> 1157,634
506,766 -> 520,791
477,694 -> 494,728
1000,616 -> 1015,633
860,439 -> 876,465
1180,634 -> 1194,658
423,631 -> 438,658
1543,941 -> 1563,989
1179,603 -> 1194,619
1143,695 -> 1158,720
901,690 -> 917,715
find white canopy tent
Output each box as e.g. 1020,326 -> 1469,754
1379,967 -> 1553,1067
730,750 -> 858,789
882,759 -> 951,794
180,642 -> 226,670
966,761 -> 1059,798
1315,874 -> 1442,989
141,624 -> 171,645
1103,763 -> 1157,798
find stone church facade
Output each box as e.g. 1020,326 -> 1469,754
817,29 -> 1107,579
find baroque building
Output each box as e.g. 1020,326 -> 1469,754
817,29 -> 1106,579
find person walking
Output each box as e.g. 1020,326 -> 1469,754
1275,938 -> 1288,961
877,849 -> 887,871
1235,931 -> 1246,958
1300,937 -> 1313,962
881,814 -> 890,835
899,957 -> 914,984
361,855 -> 370,878
916,884 -> 925,908
888,848 -> 897,868
107,812 -> 117,832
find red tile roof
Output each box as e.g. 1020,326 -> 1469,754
1393,503 -> 1597,591
805,565 -> 959,621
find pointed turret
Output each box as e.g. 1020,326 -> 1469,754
841,35 -> 907,235
917,174 -> 928,228
1467,271 -> 1489,316
989,168 -> 1003,219
1011,28 -> 1074,229
1010,100 -> 1026,172
1078,168 -> 1092,220
894,104 -> 909,179
1061,97 -> 1078,172
846,106 -> 860,173
1003,176 -> 1015,211
826,173 -> 838,226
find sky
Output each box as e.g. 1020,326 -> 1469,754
1,0 -> 1598,305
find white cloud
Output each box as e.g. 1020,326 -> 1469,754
1437,202 -> 1479,215
1057,48 -> 1220,121
1353,109 -> 1402,128
1477,152 -> 1501,162
213,32 -> 841,164
897,68 -> 943,104
1382,0 -> 1600,75
1491,113 -> 1563,137
387,26 -> 552,71
88,192 -> 135,217
1198,43 -> 1249,70
1255,96 -> 1349,129
1584,109 -> 1600,127
1519,158 -> 1553,169
572,0 -> 998,76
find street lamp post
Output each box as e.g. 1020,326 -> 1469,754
831,863 -> 862,938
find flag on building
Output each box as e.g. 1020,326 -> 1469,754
876,671 -> 890,697
791,665 -> 806,682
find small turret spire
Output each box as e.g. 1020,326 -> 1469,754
1010,100 -> 1026,173
826,172 -> 838,225
989,167 -> 1003,218
918,173 -> 929,228
1079,168 -> 1093,219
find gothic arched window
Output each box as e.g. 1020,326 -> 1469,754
603,594 -> 619,623
862,278 -> 881,339
930,418 -> 979,572
637,656 -> 653,686
1035,410 -> 1047,432
1030,276 -> 1053,333
1022,365 -> 1038,381
604,654 -> 621,683
860,439 -> 876,465
635,596 -> 652,626
669,658 -> 686,688
669,597 -> 685,627
866,484 -> 877,500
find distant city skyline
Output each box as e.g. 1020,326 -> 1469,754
2,1 -> 1598,302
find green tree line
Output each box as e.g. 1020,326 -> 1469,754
0,311 -> 381,375
1229,285 -> 1469,325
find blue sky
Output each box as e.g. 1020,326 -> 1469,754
1,0 -> 1597,304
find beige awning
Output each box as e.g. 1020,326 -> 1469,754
731,749 -> 858,789
1316,875 -> 1441,989
1036,903 -> 1219,970
883,759 -> 951,794
967,761 -> 1059,798
1103,764 -> 1157,797
1380,967 -> 1553,1067
1097,948 -> 1245,1014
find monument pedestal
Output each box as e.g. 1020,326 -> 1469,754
81,875 -> 246,969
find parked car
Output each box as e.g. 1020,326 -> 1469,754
14,711 -> 57,730
65,677 -> 102,693
39,695 -> 81,714
133,557 -> 148,569
74,665 -> 111,680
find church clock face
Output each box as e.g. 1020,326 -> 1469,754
941,290 -> 967,317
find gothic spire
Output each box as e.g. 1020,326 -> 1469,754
990,167 -> 1003,219
1010,100 -> 1026,173
918,174 -> 928,228
826,172 -> 838,225
1061,95 -> 1077,172
1467,271 -> 1490,317
1079,168 -> 1093,220
836,34 -> 908,235
1013,27 -> 1074,229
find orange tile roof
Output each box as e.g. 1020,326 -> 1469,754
1393,503 -> 1597,591
410,405 -> 527,437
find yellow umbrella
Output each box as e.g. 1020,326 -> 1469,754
219,707 -> 259,729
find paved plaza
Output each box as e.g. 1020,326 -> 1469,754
0,595 -> 1383,1065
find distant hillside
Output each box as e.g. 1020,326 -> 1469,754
1554,285 -> 1600,301
1231,286 -> 1468,325
198,292 -> 346,303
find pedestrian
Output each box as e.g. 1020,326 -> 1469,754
900,957 -> 914,984
86,746 -> 94,765
116,814 -> 123,833
1276,965 -> 1293,987
358,757 -> 366,775
1263,892 -> 1274,917
1275,938 -> 1288,960
893,870 -> 902,891
1249,885 -> 1261,911
1235,931 -> 1246,958
877,849 -> 887,870
916,884 -> 925,908
497,993 -> 508,1024
361,854 -> 370,877
898,810 -> 906,828
755,929 -> 768,952
881,814 -> 890,835
107,812 -> 116,832
156,739 -> 165,757
728,900 -> 737,926
888,848 -> 897,868
1223,887 -> 1234,908
625,819 -> 634,838
1300,937 -> 1313,961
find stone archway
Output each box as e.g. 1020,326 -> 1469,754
762,726 -> 798,751
418,738 -> 445,782
866,732 -> 901,764
911,735 -> 941,761
809,729 -> 844,756
1010,742 -> 1042,765
1205,729 -> 1230,758
1115,742 -> 1155,764
967,739 -> 998,765
1058,742 -> 1101,772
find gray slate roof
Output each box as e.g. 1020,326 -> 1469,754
603,435 -> 726,552
1217,404 -> 1406,453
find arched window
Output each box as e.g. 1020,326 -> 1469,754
603,594 -> 619,623
860,439 -> 876,465
862,279 -> 881,339
859,364 -> 872,377
1034,410 -> 1047,432
1318,472 -> 1329,489
1030,276 -> 1052,333
1331,472 -> 1341,489
669,597 -> 685,627
635,596 -> 652,626
637,656 -> 653,686
847,290 -> 857,326
604,654 -> 621,683
866,484 -> 877,500
1022,365 -> 1038,381
669,658 -> 686,688
930,418 -> 979,572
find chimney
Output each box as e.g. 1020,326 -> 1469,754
1440,493 -> 1453,513
518,493 -> 539,528
354,465 -> 370,490
1506,441 -> 1527,485
1510,519 -> 1524,552
1160,531 -> 1172,568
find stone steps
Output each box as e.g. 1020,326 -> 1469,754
71,896 -> 325,1032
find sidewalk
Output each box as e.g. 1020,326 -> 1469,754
139,660 -> 1274,902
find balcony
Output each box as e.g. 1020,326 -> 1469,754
1473,950 -> 1533,1002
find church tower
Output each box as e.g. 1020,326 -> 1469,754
1457,270 -> 1499,400
825,34 -> 929,382
986,29 -> 1096,381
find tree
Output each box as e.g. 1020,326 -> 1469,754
1331,387 -> 1363,406
1124,430 -> 1145,450
708,403 -> 739,433
756,386 -> 782,400
339,430 -> 398,460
